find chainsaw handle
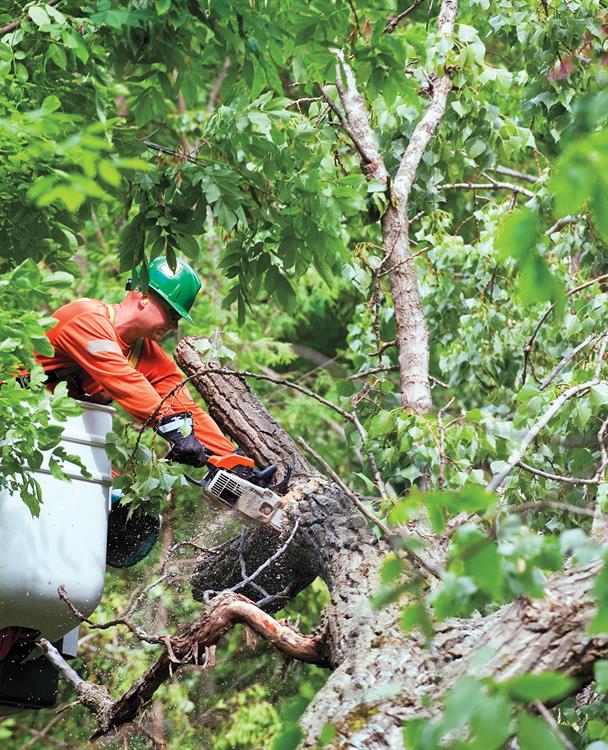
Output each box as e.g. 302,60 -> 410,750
184,473 -> 207,488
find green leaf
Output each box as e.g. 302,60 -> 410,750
48,43 -> 67,70
28,5 -> 50,27
595,660 -> 608,692
469,693 -> 512,750
503,672 -> 575,703
517,712 -> 564,750
496,208 -> 540,262
41,95 -> 61,113
318,724 -> 337,747
440,677 -> 485,733
272,725 -> 303,750
591,384 -> 608,408
380,554 -> 405,584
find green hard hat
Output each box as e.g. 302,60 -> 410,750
140,257 -> 201,324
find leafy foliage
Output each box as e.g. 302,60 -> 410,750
3,0 -> 608,747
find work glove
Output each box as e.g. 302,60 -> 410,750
155,411 -> 212,467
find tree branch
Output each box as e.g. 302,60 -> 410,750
39,595 -> 328,739
381,0 -> 458,412
438,180 -> 535,198
490,165 -> 541,184
522,273 -> 608,385
384,0 -> 426,33
89,592 -> 328,738
487,380 -> 604,491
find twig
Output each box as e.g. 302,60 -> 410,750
224,520 -> 301,596
522,273 -> 608,385
539,334 -> 598,391
534,701 -> 577,750
297,437 -> 441,579
378,245 -> 431,277
504,500 -> 596,518
545,214 -> 580,237
347,365 -> 400,381
237,530 -> 269,600
144,140 -> 205,166
384,0 -> 426,33
370,340 -> 396,357
595,331 -> 608,379
286,96 -> 323,111
516,462 -> 600,485
487,380 -> 604,492
346,0 -> 361,33
437,181 -> 535,198
437,398 -> 455,491
490,166 -> 541,184
58,586 -> 165,645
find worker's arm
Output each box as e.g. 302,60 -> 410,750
138,340 -> 236,456
52,313 -> 172,424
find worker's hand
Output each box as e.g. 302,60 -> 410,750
155,411 -> 212,467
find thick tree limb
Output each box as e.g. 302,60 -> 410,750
91,592 -> 328,738
173,332 -> 608,749
300,560 -> 608,748
38,594 -> 327,739
383,0 -> 458,412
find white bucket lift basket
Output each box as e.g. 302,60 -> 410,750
0,402 -> 114,643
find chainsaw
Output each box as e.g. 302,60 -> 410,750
185,464 -> 291,531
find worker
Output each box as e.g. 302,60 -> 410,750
35,256 -> 276,566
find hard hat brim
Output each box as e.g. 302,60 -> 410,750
149,285 -> 194,324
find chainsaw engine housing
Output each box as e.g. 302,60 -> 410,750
203,470 -> 284,531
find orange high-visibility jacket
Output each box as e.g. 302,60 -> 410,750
35,298 -> 235,456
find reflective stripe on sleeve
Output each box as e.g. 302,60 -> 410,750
87,339 -> 122,355
157,415 -> 193,434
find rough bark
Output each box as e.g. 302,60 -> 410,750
172,339 -> 608,750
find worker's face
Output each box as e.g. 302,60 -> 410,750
139,293 -> 179,341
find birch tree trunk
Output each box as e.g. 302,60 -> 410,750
174,339 -> 608,750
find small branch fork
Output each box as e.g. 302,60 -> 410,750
318,1 -> 459,412
487,379 -> 607,492
522,271 -> 608,386
38,590 -> 328,739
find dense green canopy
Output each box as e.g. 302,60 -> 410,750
2,0 -> 608,748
